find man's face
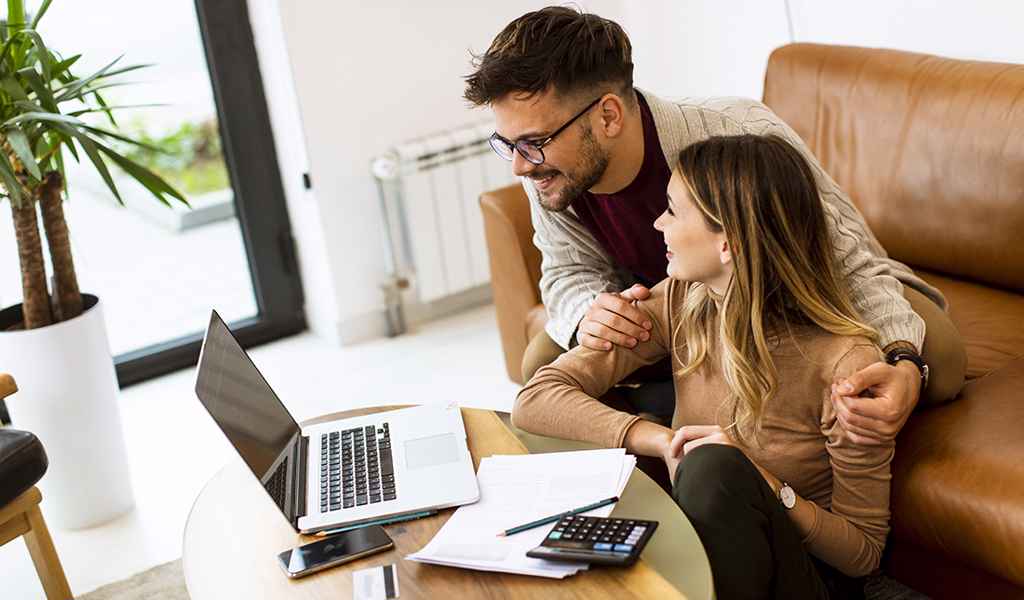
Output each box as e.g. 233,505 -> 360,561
491,89 -> 609,212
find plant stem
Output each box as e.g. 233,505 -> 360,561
6,0 -> 26,64
38,171 -> 81,321
10,195 -> 52,329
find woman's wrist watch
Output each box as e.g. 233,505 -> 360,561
779,482 -> 796,510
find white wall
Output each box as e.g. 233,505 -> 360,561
258,1 -> 1024,346
624,0 -> 791,100
788,0 -> 1024,64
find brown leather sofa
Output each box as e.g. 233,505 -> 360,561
480,43 -> 1024,599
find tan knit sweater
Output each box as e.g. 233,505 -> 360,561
513,279 -> 894,577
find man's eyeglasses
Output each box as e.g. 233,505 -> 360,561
488,96 -> 603,166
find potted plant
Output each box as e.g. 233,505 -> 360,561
0,0 -> 187,529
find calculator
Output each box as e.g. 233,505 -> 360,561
526,515 -> 658,566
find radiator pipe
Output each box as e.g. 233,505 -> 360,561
372,154 -> 409,337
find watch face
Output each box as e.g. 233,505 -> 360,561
780,485 -> 796,509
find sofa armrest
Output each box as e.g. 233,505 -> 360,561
480,184 -> 542,384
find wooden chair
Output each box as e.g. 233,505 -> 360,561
0,374 -> 73,600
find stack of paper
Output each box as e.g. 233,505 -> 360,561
406,448 -> 636,578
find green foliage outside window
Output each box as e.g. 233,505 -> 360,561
120,119 -> 228,195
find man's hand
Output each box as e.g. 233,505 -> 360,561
831,361 -> 921,446
577,284 -> 653,351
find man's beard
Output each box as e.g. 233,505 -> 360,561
532,125 -> 609,212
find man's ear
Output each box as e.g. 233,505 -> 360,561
718,238 -> 733,266
597,93 -> 627,139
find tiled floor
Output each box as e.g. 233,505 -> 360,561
1,304 -> 519,598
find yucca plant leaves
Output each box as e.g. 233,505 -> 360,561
0,1 -> 186,212
5,125 -> 39,179
29,0 -> 53,29
18,66 -> 58,112
98,144 -> 188,207
16,29 -> 51,81
51,52 -> 79,77
72,132 -> 122,205
1,74 -> 25,99
93,89 -> 116,127
0,149 -> 23,204
80,123 -> 164,152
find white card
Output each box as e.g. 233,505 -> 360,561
353,564 -> 399,600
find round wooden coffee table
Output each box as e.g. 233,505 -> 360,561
183,407 -> 713,599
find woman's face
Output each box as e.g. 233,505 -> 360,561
654,171 -> 732,290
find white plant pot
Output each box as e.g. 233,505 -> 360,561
0,295 -> 134,529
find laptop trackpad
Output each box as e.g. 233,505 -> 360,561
404,433 -> 460,469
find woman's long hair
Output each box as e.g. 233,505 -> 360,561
673,134 -> 878,445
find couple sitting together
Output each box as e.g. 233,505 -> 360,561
466,7 -> 966,600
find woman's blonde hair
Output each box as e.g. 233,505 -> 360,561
673,134 -> 878,444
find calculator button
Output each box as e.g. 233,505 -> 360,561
548,532 -> 562,540
614,544 -> 635,553
593,543 -> 614,551
613,535 -> 626,543
600,535 -> 613,542
554,540 -> 591,549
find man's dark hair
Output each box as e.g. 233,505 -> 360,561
464,6 -> 634,106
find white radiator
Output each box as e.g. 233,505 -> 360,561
372,122 -> 519,311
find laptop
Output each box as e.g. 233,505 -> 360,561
194,310 -> 480,534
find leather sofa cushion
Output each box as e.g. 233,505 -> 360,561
0,428 -> 48,507
920,271 -> 1024,379
763,44 -> 1024,293
892,357 -> 1024,587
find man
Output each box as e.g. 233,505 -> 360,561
464,7 -> 966,445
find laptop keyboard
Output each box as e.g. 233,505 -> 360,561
321,423 -> 396,512
265,457 -> 288,513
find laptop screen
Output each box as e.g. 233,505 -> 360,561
194,311 -> 301,494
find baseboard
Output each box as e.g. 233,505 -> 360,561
330,285 -> 493,346
402,284 -> 493,327
334,309 -> 389,346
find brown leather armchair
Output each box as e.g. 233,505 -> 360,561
481,44 -> 1024,599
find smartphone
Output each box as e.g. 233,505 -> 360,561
277,525 -> 394,579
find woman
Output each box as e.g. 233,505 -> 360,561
513,134 -> 892,600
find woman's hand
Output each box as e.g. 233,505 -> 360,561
661,425 -> 737,485
662,443 -> 682,485
670,424 -> 737,458
668,424 -> 781,495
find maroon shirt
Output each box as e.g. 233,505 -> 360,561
571,91 -> 670,287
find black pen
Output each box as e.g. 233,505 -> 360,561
496,496 -> 619,537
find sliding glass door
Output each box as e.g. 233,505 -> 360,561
0,0 -> 304,388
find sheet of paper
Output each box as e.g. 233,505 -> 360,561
406,449 -> 636,578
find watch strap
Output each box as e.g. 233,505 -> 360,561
885,347 -> 930,389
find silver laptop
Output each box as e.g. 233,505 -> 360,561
194,310 -> 479,534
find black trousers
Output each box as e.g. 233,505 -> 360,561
672,445 -> 864,600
